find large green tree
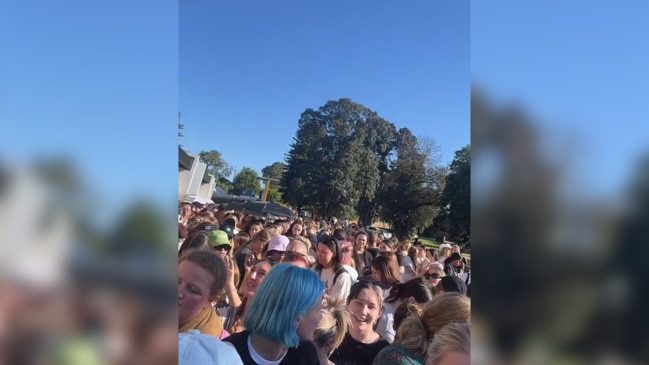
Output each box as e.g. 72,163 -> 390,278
376,129 -> 441,239
231,167 -> 262,196
438,145 -> 471,242
281,98 -> 396,219
261,162 -> 286,180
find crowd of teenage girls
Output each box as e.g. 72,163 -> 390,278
178,202 -> 471,365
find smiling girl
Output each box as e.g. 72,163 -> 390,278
329,281 -> 389,365
230,259 -> 273,334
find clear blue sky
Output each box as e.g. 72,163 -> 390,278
472,1 -> 649,198
179,0 -> 470,178
0,1 -> 178,218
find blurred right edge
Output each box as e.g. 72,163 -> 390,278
471,86 -> 649,365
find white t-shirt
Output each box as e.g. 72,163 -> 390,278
318,266 -> 353,303
248,334 -> 287,365
376,301 -> 396,343
343,264 -> 359,283
178,330 -> 243,365
400,255 -> 416,283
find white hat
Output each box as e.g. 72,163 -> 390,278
267,235 -> 289,252
439,243 -> 452,250
179,330 -> 243,365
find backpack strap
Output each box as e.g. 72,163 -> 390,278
333,266 -> 348,284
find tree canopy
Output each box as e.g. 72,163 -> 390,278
437,145 -> 471,242
280,98 -> 453,238
231,167 -> 262,197
199,150 -> 233,192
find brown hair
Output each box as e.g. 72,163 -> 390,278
395,293 -> 470,354
393,299 -> 424,334
371,254 -> 401,286
235,229 -> 272,256
233,232 -> 251,252
179,249 -> 227,297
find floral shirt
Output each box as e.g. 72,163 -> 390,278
372,344 -> 425,365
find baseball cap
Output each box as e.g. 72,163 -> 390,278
207,230 -> 231,247
440,276 -> 467,295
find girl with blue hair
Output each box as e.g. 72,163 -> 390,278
224,263 -> 325,365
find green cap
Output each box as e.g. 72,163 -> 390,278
207,230 -> 231,247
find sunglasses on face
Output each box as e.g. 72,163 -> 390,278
213,245 -> 231,252
266,255 -> 283,265
424,273 -> 441,280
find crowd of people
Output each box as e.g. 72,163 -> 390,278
178,201 -> 471,365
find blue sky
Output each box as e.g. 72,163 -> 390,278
180,0 -> 470,178
0,1 -> 178,218
472,1 -> 649,198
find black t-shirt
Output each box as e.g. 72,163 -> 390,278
329,332 -> 389,365
224,330 -> 319,365
353,251 -> 373,273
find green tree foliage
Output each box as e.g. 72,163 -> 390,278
231,167 -> 262,196
261,162 -> 286,203
376,129 -> 442,239
438,145 -> 471,242
199,150 -> 233,193
261,162 -> 286,180
280,99 -> 396,218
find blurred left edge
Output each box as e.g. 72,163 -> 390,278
0,1 -> 179,365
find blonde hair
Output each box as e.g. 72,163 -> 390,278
293,235 -> 312,251
313,296 -> 351,356
395,293 -> 470,354
426,323 -> 470,365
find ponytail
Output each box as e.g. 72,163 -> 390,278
314,296 -> 352,356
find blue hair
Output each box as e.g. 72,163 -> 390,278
244,263 -> 325,347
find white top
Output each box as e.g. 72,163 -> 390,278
178,330 -> 243,365
400,255 -> 415,283
248,334 -> 287,365
459,272 -> 471,285
376,301 -> 396,343
343,264 -> 359,283
318,267 -> 353,303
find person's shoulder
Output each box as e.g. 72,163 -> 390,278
373,344 -> 401,363
214,340 -> 244,365
374,344 -> 422,364
223,330 -> 248,345
285,340 -> 319,364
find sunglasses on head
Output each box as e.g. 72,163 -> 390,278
285,251 -> 308,263
424,273 -> 441,280
357,277 -> 389,289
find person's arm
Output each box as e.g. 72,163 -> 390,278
224,257 -> 242,308
375,312 -> 395,343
